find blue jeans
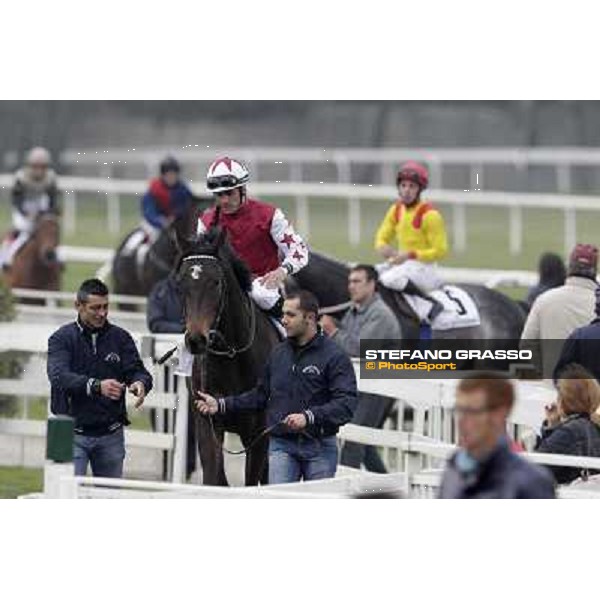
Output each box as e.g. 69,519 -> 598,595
73,427 -> 126,478
268,435 -> 338,484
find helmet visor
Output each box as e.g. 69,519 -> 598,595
207,175 -> 240,191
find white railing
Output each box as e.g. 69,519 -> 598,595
1,172 -> 598,255
39,145 -> 600,194
39,428 -> 600,499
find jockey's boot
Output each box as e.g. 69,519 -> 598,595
266,296 -> 284,320
265,297 -> 286,339
403,280 -> 444,323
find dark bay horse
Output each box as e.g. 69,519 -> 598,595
4,213 -> 61,292
113,198 -> 210,298
175,227 -> 279,486
290,250 -> 526,347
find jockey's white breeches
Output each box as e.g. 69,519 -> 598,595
12,210 -> 35,233
377,260 -> 443,293
1,211 -> 34,266
250,279 -> 281,310
140,219 -> 161,245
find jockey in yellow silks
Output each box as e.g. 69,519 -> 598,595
374,160 -> 449,322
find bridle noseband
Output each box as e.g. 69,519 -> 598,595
179,254 -> 256,359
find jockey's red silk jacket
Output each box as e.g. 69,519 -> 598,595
197,197 -> 309,277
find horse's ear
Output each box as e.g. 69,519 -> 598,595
173,230 -> 197,256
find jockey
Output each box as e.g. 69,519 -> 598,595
2,146 -> 59,269
197,156 -> 309,317
374,160 -> 449,322
140,156 -> 194,244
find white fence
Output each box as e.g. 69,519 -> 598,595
2,171 -> 599,255
16,145 -> 600,193
40,429 -> 600,499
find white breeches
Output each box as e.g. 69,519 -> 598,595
377,260 -> 443,293
250,279 -> 281,310
12,210 -> 35,233
140,220 -> 161,245
1,211 -> 34,266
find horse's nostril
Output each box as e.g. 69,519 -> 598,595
185,332 -> 206,355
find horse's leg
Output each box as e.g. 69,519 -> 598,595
238,412 -> 269,486
194,413 -> 228,486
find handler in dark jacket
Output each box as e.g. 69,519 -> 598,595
197,290 -> 358,484
536,367 -> 600,484
439,373 -> 555,499
47,278 -> 153,478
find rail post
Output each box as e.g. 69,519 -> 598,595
43,415 -> 76,499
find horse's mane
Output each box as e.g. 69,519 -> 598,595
179,227 -> 252,293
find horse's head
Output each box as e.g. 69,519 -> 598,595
34,212 -> 60,266
175,226 -> 251,355
167,196 -> 212,248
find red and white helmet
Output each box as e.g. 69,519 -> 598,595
397,161 -> 429,189
206,156 -> 250,193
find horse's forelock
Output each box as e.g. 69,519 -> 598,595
178,227 -> 252,292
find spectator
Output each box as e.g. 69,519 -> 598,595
554,286 -> 600,383
525,252 -> 566,310
147,273 -> 196,480
196,290 -> 358,484
535,365 -> 600,484
321,264 -> 401,472
439,373 -> 555,499
47,279 -> 153,478
147,273 -> 185,334
521,243 -> 598,378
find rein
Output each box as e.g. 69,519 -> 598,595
197,351 -> 275,456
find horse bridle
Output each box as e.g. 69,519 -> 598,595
180,254 -> 256,359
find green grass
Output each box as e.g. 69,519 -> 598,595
0,466 -> 43,498
3,192 -> 600,292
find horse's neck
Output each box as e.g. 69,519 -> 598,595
222,272 -> 252,342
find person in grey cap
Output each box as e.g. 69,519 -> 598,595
521,243 -> 598,378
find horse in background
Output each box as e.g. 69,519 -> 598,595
175,226 -> 280,486
289,250 -> 526,355
112,197 -> 210,298
3,213 -> 61,293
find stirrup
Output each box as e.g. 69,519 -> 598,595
426,300 -> 444,323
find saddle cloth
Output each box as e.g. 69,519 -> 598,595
404,285 -> 481,330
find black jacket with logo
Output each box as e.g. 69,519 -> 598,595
47,319 -> 153,433
220,331 -> 358,438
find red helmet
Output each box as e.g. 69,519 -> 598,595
396,161 -> 429,189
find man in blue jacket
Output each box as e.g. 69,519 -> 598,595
47,278 -> 153,478
196,290 -> 358,484
439,373 -> 555,499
